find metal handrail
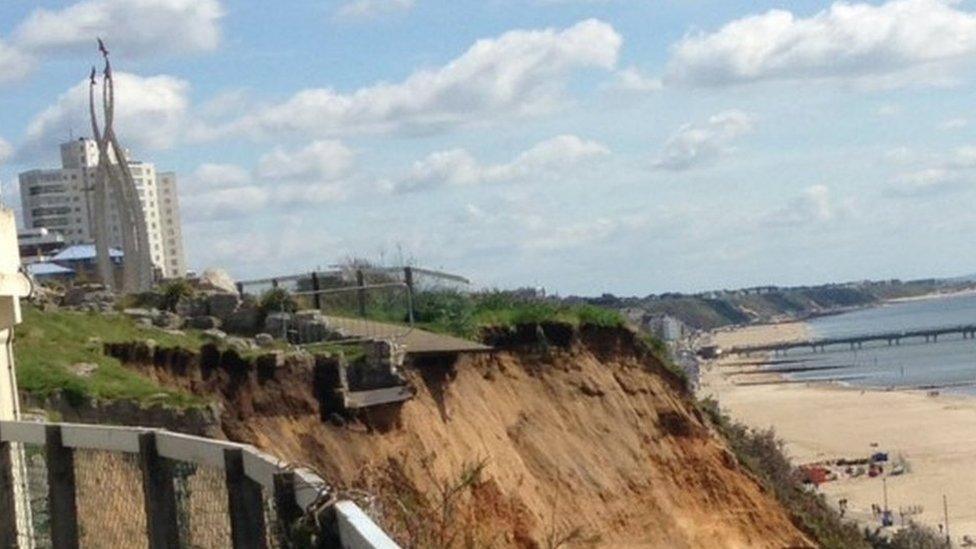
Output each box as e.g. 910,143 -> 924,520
0,420 -> 399,548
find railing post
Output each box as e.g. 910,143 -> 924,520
356,269 -> 366,318
46,425 -> 80,549
224,448 -> 267,549
272,471 -> 302,544
0,438 -> 18,548
311,271 -> 322,310
404,266 -> 415,323
139,432 -> 179,549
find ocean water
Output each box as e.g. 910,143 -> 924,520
783,293 -> 976,393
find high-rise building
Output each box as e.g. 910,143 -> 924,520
157,172 -> 187,278
18,138 -> 187,278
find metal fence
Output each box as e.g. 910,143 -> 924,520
0,421 -> 399,549
239,266 -> 471,346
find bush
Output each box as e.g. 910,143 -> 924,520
412,290 -> 476,337
865,522 -> 948,549
574,304 -> 625,328
159,279 -> 194,312
259,288 -> 298,316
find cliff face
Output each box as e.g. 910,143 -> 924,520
108,329 -> 811,548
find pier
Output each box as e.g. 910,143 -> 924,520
727,324 -> 976,356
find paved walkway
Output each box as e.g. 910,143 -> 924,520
323,316 -> 491,355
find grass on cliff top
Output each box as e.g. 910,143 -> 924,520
410,290 -> 625,340
14,306 -> 207,408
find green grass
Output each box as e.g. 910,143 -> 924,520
300,341 -> 366,362
15,306 -> 208,408
410,290 -> 625,340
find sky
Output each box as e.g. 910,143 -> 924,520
2,0 -> 976,296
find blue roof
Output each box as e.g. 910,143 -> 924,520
51,244 -> 123,261
27,262 -> 75,276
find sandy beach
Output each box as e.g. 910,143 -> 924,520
702,322 -> 976,543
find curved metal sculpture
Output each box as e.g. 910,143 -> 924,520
88,40 -> 154,292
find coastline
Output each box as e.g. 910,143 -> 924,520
885,286 -> 976,303
701,320 -> 976,543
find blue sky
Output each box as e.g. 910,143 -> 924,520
2,0 -> 976,295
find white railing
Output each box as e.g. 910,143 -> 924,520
0,420 -> 399,548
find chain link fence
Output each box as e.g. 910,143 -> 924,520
74,449 -> 147,547
173,462 -> 233,548
23,444 -> 50,549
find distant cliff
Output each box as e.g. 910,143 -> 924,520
575,278 -> 974,330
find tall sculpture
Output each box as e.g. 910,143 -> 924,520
88,39 -> 154,292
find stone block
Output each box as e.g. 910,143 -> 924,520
207,292 -> 241,320
264,312 -> 292,338
255,333 -> 275,347
189,315 -> 222,330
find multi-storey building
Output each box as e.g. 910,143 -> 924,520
157,172 -> 187,278
18,138 -> 187,278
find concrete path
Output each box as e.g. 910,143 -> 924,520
323,316 -> 491,355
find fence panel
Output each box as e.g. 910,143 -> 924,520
23,443 -> 52,548
173,461 -> 233,548
0,420 -> 400,548
74,448 -> 148,547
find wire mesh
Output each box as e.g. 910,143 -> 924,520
23,444 -> 51,549
73,448 -> 148,548
3,442 -> 38,549
262,488 -> 284,549
172,460 -> 233,548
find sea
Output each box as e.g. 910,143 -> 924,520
784,292 -> 976,394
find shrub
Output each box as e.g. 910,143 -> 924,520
574,304 -> 625,328
259,288 -> 298,315
865,522 -> 948,549
159,279 -> 194,312
412,290 -> 476,337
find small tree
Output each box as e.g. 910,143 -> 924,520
159,279 -> 194,312
259,288 -> 298,315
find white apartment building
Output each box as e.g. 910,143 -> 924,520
18,138 -> 187,278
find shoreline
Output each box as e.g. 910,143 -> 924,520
885,286 -> 976,303
702,319 -> 976,544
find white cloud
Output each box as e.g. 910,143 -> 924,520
653,110 -> 754,171
768,185 -> 852,226
0,41 -> 33,85
335,0 -> 415,19
665,0 -> 976,88
876,104 -> 901,117
605,66 -> 663,93
0,138 -> 12,165
940,117 -> 968,130
256,140 -> 355,182
393,134 -> 610,192
186,163 -> 251,189
21,72 -> 190,160
215,19 -> 621,138
13,0 -> 224,57
890,145 -> 976,194
182,141 -> 358,220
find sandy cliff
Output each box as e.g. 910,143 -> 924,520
109,327 -> 812,548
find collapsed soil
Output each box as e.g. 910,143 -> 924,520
114,329 -> 813,548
